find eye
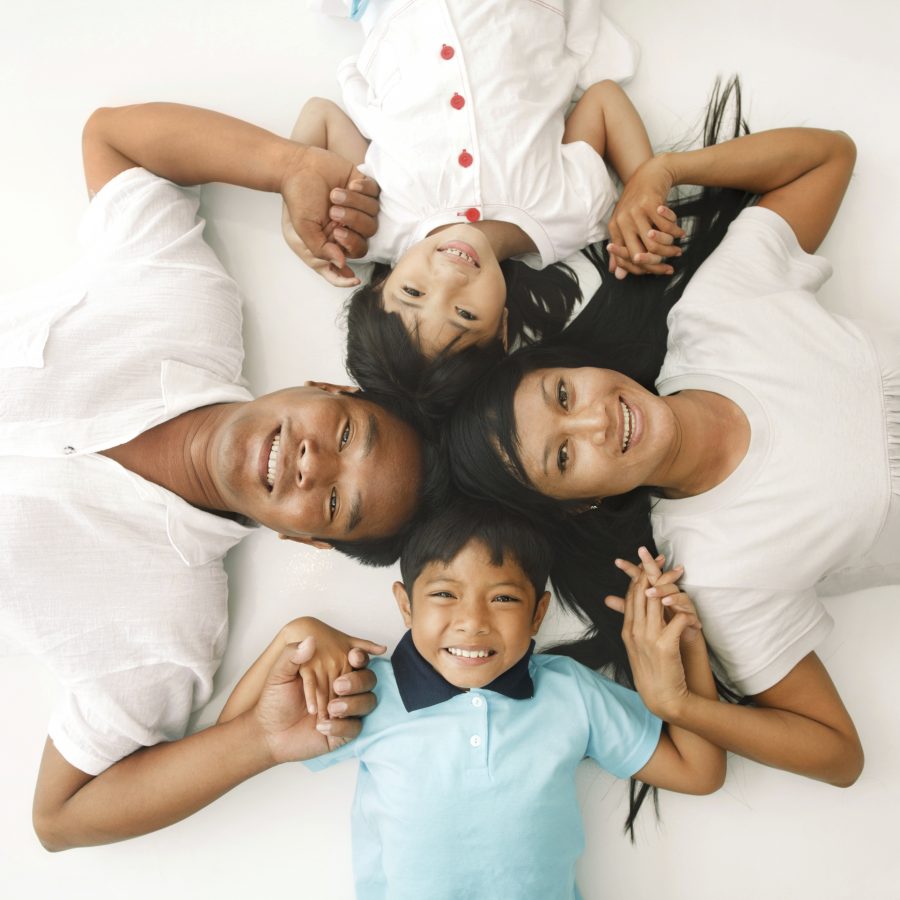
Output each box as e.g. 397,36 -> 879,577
455,307 -> 477,321
329,487 -> 338,520
557,440 -> 569,474
493,594 -> 521,604
403,286 -> 423,298
339,422 -> 351,450
557,379 -> 569,410
429,591 -> 455,599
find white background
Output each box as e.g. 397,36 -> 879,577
2,1 -> 899,898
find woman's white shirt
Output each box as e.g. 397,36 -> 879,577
652,206 -> 899,695
0,168 -> 253,774
331,0 -> 637,266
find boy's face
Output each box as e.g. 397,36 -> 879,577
393,540 -> 550,690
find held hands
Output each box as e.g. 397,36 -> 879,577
254,625 -> 385,762
604,547 -> 703,720
280,144 -> 381,287
606,155 -> 685,280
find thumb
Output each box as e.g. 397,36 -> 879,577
289,636 -> 316,666
660,612 -> 698,649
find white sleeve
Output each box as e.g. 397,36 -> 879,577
48,657 -> 221,776
686,583 -> 834,696
564,1 -> 639,89
676,206 -> 833,311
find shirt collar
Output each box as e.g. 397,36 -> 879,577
392,630 -> 535,713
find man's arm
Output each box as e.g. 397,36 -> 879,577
32,640 -> 376,851
81,103 -> 378,267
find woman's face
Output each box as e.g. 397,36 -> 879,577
511,367 -> 676,501
381,225 -> 508,357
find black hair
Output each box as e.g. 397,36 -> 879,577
344,259 -> 582,432
398,498 -> 553,603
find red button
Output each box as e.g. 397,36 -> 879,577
440,44 -> 455,60
458,149 -> 473,168
464,207 -> 480,222
450,92 -> 465,110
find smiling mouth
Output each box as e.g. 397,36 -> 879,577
620,399 -> 634,453
443,646 -> 496,665
437,241 -> 480,268
263,429 -> 281,491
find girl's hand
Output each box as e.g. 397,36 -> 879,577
606,155 -> 685,279
604,549 -> 702,719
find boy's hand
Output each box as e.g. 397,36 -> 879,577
281,145 -> 380,286
294,618 -> 386,723
255,636 -> 381,761
606,155 -> 685,280
604,548 -> 703,719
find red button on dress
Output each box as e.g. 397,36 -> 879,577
464,207 -> 480,222
440,44 -> 455,60
450,92 -> 465,110
458,149 -> 473,168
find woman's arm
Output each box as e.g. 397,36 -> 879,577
32,640 -> 377,851
614,553 -> 725,794
609,127 -> 856,267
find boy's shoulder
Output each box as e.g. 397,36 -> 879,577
530,652 -> 625,698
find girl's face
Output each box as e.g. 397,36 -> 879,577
381,225 -> 508,356
511,367 -> 676,501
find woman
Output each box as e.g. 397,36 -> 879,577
449,123 -> 885,786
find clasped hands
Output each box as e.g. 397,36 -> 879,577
280,144 -> 381,287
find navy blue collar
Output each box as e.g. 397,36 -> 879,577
392,630 -> 535,713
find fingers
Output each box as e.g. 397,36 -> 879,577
326,686 -> 377,720
301,666 -> 319,715
652,205 -> 685,237
329,206 -> 377,241
349,638 -> 388,658
661,610 -> 702,647
614,557 -> 642,580
317,716 -> 363,743
347,172 -> 381,199
333,666 -> 376,696
637,546 -> 662,582
604,594 -> 626,614
330,186 -> 380,219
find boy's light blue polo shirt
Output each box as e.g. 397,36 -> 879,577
305,632 -> 661,900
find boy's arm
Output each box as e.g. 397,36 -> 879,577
219,616 -> 386,723
563,81 -> 683,278
281,98 -> 375,286
82,103 -> 378,269
32,640 -> 376,851
607,552 -> 864,787
611,555 -> 725,794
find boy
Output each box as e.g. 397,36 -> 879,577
221,501 -> 723,899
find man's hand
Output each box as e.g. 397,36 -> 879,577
256,636 -> 380,761
281,145 -> 380,286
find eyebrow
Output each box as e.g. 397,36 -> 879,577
540,376 -> 551,477
344,413 -> 377,535
395,297 -> 470,334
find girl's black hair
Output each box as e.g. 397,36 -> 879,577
344,254 -> 582,434
448,76 -> 753,839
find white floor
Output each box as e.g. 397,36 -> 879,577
2,1 -> 899,898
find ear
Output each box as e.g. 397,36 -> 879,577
279,533 -> 333,551
531,591 -> 551,635
392,581 -> 413,628
499,306 -> 510,352
302,380 -> 359,394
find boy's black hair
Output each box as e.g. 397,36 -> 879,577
344,259 -> 581,432
399,499 -> 553,604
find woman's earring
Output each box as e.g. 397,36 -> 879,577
589,499 -> 602,511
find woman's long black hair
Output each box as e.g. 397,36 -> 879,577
448,76 -> 753,837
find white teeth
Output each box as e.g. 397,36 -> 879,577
447,647 -> 491,659
621,401 -> 633,452
441,247 -> 477,266
266,434 -> 280,487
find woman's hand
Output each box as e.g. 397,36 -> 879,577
605,548 -> 703,720
606,155 -> 685,279
281,145 -> 380,286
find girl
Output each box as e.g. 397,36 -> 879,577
284,1 -> 683,374
448,123 -> 879,786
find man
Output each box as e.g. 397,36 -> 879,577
0,103 -> 425,849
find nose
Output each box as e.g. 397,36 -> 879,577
569,405 -> 608,446
296,438 -> 338,490
454,600 -> 490,635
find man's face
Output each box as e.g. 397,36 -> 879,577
210,384 -> 423,543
